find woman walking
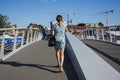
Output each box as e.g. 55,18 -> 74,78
51,15 -> 68,72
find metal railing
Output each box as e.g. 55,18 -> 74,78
0,28 -> 42,61
78,27 -> 120,45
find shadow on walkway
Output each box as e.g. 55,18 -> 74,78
0,61 -> 60,73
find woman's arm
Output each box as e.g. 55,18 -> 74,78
51,29 -> 55,36
65,27 -> 68,32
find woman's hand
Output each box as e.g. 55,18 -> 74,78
65,27 -> 68,32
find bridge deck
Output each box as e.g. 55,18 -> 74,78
0,40 -> 78,80
82,39 -> 120,73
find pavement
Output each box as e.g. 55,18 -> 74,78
0,40 -> 78,80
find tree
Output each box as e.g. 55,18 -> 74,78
0,13 -> 11,28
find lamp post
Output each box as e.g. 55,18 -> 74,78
67,12 -> 75,25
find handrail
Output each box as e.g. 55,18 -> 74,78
78,27 -> 120,45
0,28 -> 41,31
0,28 -> 42,61
65,32 -> 120,80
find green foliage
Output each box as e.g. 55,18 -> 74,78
0,13 -> 11,28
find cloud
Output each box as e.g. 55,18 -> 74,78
39,0 -> 56,2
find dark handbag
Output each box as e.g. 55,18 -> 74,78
48,36 -> 55,47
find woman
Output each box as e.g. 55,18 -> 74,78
51,15 -> 68,72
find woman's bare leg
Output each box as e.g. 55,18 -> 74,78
59,50 -> 64,72
56,49 -> 60,66
60,50 -> 64,67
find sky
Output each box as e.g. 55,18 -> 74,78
0,0 -> 120,28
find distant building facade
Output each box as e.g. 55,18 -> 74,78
67,24 -> 86,36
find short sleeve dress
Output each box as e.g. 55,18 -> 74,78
53,21 -> 67,50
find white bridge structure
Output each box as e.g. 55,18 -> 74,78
0,28 -> 120,80
79,27 -> 120,45
0,28 -> 42,61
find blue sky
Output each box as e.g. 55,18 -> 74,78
0,0 -> 120,28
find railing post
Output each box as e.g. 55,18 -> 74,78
101,28 -> 105,41
13,30 -> 17,51
34,31 -> 37,41
37,32 -> 41,40
109,27 -> 112,42
30,28 -> 33,43
33,30 -> 36,41
81,30 -> 83,39
36,31 -> 39,40
96,28 -> 99,40
87,29 -> 90,39
26,29 -> 30,44
80,30 -> 83,39
91,28 -> 95,39
21,30 -> 25,46
85,30 -> 86,39
0,32 -> 5,60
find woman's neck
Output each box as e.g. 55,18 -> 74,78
58,21 -> 63,26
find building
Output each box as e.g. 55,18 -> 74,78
67,24 -> 86,36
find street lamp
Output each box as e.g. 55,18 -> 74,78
67,12 -> 75,25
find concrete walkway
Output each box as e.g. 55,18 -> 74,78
0,40 -> 71,80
